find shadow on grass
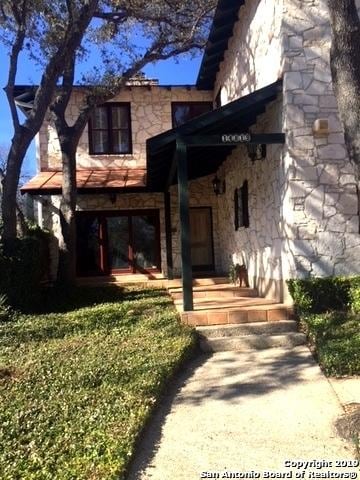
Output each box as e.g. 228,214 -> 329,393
30,285 -> 169,314
0,286 -> 175,346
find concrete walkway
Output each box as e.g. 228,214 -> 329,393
127,346 -> 358,480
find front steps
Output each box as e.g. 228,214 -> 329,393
168,280 -> 294,327
198,321 -> 306,353
167,277 -> 305,352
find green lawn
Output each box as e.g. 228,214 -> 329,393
301,312 -> 360,376
0,286 -> 196,480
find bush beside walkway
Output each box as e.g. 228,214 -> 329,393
287,276 -> 360,377
0,286 -> 195,480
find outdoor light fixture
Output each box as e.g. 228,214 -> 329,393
247,143 -> 266,163
212,175 -> 226,196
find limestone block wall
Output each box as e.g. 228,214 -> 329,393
213,0 -> 283,104
38,86 -> 212,171
281,0 -> 360,278
216,99 -> 286,300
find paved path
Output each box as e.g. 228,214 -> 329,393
127,346 -> 358,480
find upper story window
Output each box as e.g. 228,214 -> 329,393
89,103 -> 132,154
171,102 -> 213,128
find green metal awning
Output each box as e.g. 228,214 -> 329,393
146,80 -> 283,192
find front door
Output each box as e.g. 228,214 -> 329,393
76,210 -> 161,276
189,207 -> 215,273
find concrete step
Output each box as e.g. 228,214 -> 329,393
199,332 -> 306,352
169,284 -> 258,299
166,277 -> 229,288
77,274 -> 166,287
197,320 -> 298,339
181,302 -> 294,326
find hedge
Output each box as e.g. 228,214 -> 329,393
287,276 -> 360,316
287,276 -> 360,376
0,227 -> 51,313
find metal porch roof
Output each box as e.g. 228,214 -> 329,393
21,168 -> 147,195
146,80 -> 283,192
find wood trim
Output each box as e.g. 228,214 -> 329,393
190,206 -> 215,272
88,102 -> 132,155
76,209 -> 161,276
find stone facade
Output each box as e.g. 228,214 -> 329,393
38,86 -> 212,170
281,0 -> 360,281
214,0 -> 283,103
210,0 -> 360,301
36,0 -> 360,298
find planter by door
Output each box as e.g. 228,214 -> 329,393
76,210 -> 161,276
189,207 -> 215,273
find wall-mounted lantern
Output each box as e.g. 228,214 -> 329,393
212,175 -> 226,196
247,143 -> 266,163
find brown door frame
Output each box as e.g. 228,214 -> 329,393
76,209 -> 161,276
189,206 -> 215,273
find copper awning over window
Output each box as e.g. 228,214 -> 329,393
21,168 -> 147,195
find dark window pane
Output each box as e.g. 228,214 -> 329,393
76,216 -> 102,275
89,103 -> 131,154
172,102 -> 212,127
107,216 -> 130,270
92,130 -> 109,153
133,215 -> 158,270
112,130 -> 130,153
92,107 -> 108,129
112,106 -> 128,128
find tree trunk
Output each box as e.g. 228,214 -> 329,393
57,136 -> 77,285
1,128 -> 33,247
328,0 -> 360,171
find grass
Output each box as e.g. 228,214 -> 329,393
301,312 -> 360,377
0,285 -> 196,480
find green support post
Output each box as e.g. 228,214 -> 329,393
164,190 -> 174,280
176,138 -> 193,311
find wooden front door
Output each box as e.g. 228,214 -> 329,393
189,207 -> 215,273
76,210 -> 161,276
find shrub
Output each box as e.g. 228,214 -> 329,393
0,294 -> 12,322
287,276 -> 360,315
0,228 -> 51,312
349,277 -> 360,314
287,276 -> 360,376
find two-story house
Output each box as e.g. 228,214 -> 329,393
20,0 -> 360,316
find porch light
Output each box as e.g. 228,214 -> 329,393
247,143 -> 266,163
212,175 -> 226,196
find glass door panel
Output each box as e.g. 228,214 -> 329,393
132,215 -> 159,270
107,216 -> 131,271
76,216 -> 103,275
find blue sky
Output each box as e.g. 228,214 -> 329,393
0,49 -> 203,177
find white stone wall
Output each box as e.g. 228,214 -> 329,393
216,99 -> 286,300
211,0 -> 360,301
38,86 -> 212,170
214,0 -> 283,104
281,0 -> 360,278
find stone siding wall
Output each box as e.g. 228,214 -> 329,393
281,0 -> 360,278
212,0 -> 360,300
216,99 -> 285,299
38,86 -> 212,171
214,0 -> 283,104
